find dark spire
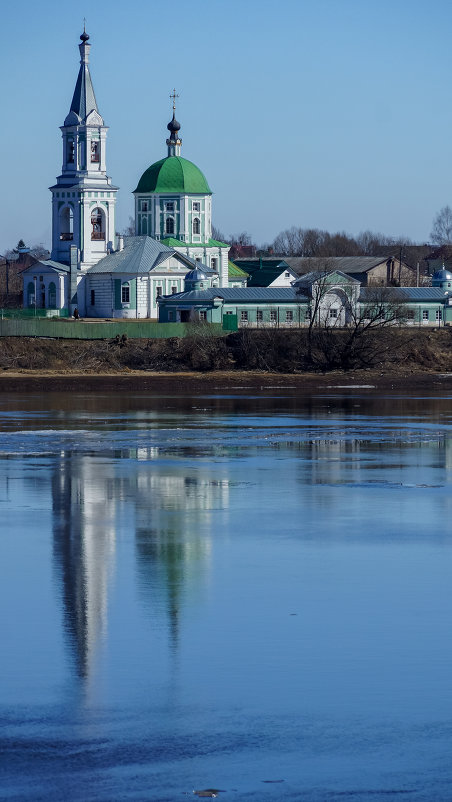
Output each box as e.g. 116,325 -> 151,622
166,89 -> 182,156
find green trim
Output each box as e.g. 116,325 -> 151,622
114,279 -> 121,310
228,261 -> 249,278
160,237 -> 230,248
130,278 -> 137,308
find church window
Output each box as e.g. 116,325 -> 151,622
165,202 -> 174,212
91,290 -> 95,306
142,201 -> 148,212
156,287 -> 163,299
193,217 -> 200,235
192,202 -> 200,212
171,286 -> 177,294
91,140 -> 100,163
60,206 -> 74,241
166,217 -> 175,235
48,282 -> 56,309
67,138 -> 74,163
121,283 -> 130,303
211,258 -> 217,270
91,207 -> 105,240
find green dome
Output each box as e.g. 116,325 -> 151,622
134,155 -> 212,194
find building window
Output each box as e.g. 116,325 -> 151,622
285,271 -> 290,278
305,308 -> 311,320
156,287 -> 162,299
67,138 -> 74,163
329,308 -> 338,319
91,140 -> 100,163
165,217 -> 174,235
270,310 -> 277,322
60,206 -> 74,241
406,309 -> 415,320
423,310 -> 429,320
121,283 -> 130,303
168,311 -> 174,321
171,286 -> 177,294
257,310 -> 263,322
193,217 -> 200,235
192,202 -> 200,212
241,310 -> 248,321
91,207 -> 105,240
211,258 -> 218,271
286,310 -> 293,322
142,201 -> 148,212
165,202 -> 174,212
199,311 -> 207,321
90,289 -> 95,306
436,309 -> 442,321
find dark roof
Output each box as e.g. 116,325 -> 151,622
162,287 -> 309,303
282,256 -> 411,276
68,48 -> 100,124
293,270 -> 360,287
232,258 -> 293,287
359,287 -> 447,302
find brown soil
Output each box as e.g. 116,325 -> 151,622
1,331 -> 452,394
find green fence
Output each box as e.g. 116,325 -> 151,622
0,318 -> 227,340
0,308 -> 67,319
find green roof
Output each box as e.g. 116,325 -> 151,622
134,156 -> 212,194
160,237 -> 230,248
228,260 -> 249,278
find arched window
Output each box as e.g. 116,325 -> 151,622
193,217 -> 200,235
60,206 -> 74,241
48,282 -> 57,309
166,216 -> 174,235
67,138 -> 74,164
91,140 -> 100,163
91,207 -> 105,240
27,282 -> 35,307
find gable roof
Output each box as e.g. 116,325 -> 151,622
228,261 -> 249,278
293,269 -> 361,287
20,259 -> 70,275
87,236 -> 190,274
282,256 -> 412,276
232,258 -> 294,287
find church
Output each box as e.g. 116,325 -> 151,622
21,30 -> 230,318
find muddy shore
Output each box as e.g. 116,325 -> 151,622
1,369 -> 452,395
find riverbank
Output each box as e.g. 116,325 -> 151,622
1,369 -> 452,394
1,329 -> 452,393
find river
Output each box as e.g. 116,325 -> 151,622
1,390 -> 452,801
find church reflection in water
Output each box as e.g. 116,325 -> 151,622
51,448 -> 230,679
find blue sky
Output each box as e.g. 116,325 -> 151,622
1,0 -> 452,253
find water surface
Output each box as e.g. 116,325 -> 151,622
1,391 -> 452,801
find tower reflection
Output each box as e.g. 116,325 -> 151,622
51,447 -> 231,679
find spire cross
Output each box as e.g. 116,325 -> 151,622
170,89 -> 179,111
83,18 -> 86,32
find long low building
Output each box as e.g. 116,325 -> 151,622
158,268 -> 452,327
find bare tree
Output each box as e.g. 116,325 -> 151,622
311,285 -> 409,370
430,206 -> 452,246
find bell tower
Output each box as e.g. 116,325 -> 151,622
50,29 -> 118,269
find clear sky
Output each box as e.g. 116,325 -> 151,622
1,0 -> 452,253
